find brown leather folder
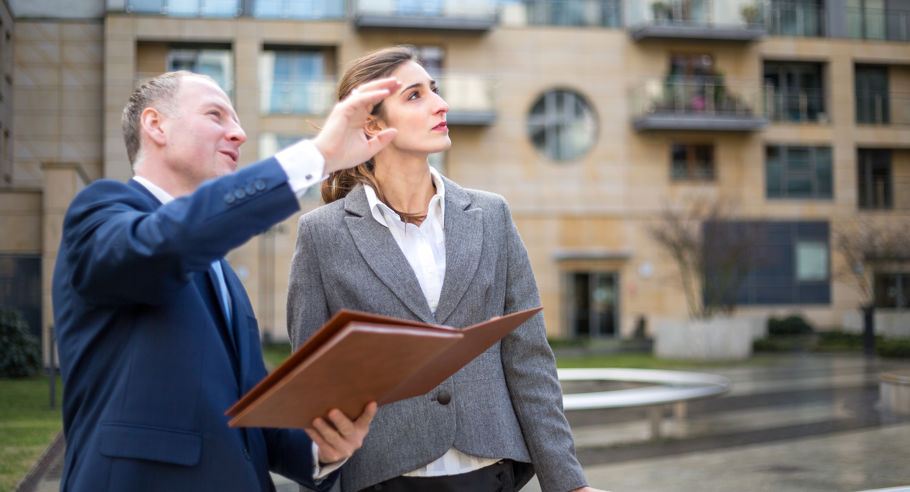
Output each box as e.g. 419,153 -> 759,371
226,306 -> 543,429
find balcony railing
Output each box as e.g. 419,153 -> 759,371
258,73 -> 497,124
763,86 -> 827,123
631,77 -> 767,131
766,1 -> 826,37
125,0 -> 240,17
351,0 -> 497,31
856,91 -> 910,125
261,79 -> 336,116
500,0 -> 622,28
252,0 -> 344,19
847,6 -> 910,41
626,0 -> 766,41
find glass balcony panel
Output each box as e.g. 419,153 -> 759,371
353,0 -> 497,30
504,0 -> 621,27
128,0 -> 166,13
625,0 -> 764,28
436,73 -> 497,125
846,5 -> 910,41
631,77 -> 767,131
767,0 -> 825,37
128,0 -> 239,16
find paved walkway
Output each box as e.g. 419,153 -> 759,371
22,354 -> 910,492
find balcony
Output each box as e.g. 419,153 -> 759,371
258,73 -> 496,125
261,79 -> 336,116
857,92 -> 910,126
766,1 -> 826,37
437,73 -> 497,125
763,87 -> 827,123
847,6 -> 910,41
124,0 -> 240,17
500,0 -> 622,28
351,0 -> 497,32
631,77 -> 767,131
626,0 -> 766,42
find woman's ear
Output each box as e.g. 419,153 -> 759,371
363,117 -> 385,140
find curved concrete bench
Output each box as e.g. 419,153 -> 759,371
559,368 -> 732,439
879,370 -> 910,416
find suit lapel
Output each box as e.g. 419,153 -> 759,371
343,187 -> 437,324
220,262 -> 249,382
434,178 -> 483,325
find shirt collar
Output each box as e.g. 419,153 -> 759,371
364,167 -> 446,229
132,175 -> 175,205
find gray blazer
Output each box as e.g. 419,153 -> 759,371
287,177 -> 587,492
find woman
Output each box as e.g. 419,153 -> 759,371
288,46 -> 605,492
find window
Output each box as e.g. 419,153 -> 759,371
768,0 -> 825,36
0,255 -> 42,339
128,0 -> 239,17
764,61 -> 826,122
875,273 -> 910,309
858,149 -> 892,209
796,241 -> 828,281
766,145 -> 833,199
707,221 -> 830,305
253,0 -> 344,19
524,0 -> 622,27
259,48 -> 331,115
168,47 -> 233,97
855,65 -> 889,124
566,272 -> 618,338
847,0 -> 910,40
527,89 -> 597,161
671,143 -> 714,181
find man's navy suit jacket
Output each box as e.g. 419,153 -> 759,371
52,159 -> 330,491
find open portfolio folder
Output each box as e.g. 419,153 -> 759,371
226,306 -> 543,429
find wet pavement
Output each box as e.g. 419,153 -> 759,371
23,354 -> 910,492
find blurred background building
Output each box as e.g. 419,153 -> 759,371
0,0 -> 908,361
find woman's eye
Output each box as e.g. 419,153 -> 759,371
408,91 -> 419,100
431,87 -> 440,95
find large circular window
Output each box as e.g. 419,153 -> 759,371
527,89 -> 598,161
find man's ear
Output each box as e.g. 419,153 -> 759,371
140,107 -> 167,146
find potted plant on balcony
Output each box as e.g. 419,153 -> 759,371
647,198 -> 766,360
651,1 -> 671,23
834,218 -> 910,355
740,4 -> 760,26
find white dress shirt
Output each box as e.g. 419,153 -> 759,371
363,167 -> 502,477
132,140 -> 340,480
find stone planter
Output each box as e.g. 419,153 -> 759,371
654,316 -> 754,360
841,310 -> 910,338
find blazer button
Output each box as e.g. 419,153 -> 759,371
224,193 -> 236,204
234,189 -> 246,199
436,391 -> 451,405
254,179 -> 266,191
245,183 -> 256,195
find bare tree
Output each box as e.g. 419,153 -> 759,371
834,217 -> 910,306
647,197 -> 764,320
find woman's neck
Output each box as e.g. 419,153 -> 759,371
373,152 -> 435,217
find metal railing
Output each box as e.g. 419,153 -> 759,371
631,76 -> 763,119
763,86 -> 827,122
501,0 -> 622,28
351,0 -> 497,20
766,0 -> 826,37
125,0 -> 240,17
259,73 -> 496,117
625,0 -> 765,28
846,6 -> 910,41
856,91 -> 910,125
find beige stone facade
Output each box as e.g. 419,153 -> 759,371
2,2 -> 909,350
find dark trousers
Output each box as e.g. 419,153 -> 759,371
361,460 -> 518,492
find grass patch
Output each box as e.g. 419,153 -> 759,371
0,375 -> 63,492
262,343 -> 293,371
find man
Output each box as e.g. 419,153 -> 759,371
51,71 -> 400,491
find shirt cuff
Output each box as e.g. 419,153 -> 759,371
312,442 -> 347,481
275,139 -> 327,199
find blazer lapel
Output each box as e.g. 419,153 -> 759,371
434,178 -> 483,325
221,262 -> 249,382
343,186 -> 437,324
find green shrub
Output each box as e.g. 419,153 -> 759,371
877,338 -> 910,358
0,307 -> 42,378
768,315 -> 814,336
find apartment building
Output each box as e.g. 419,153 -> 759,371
1,0 -> 908,359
